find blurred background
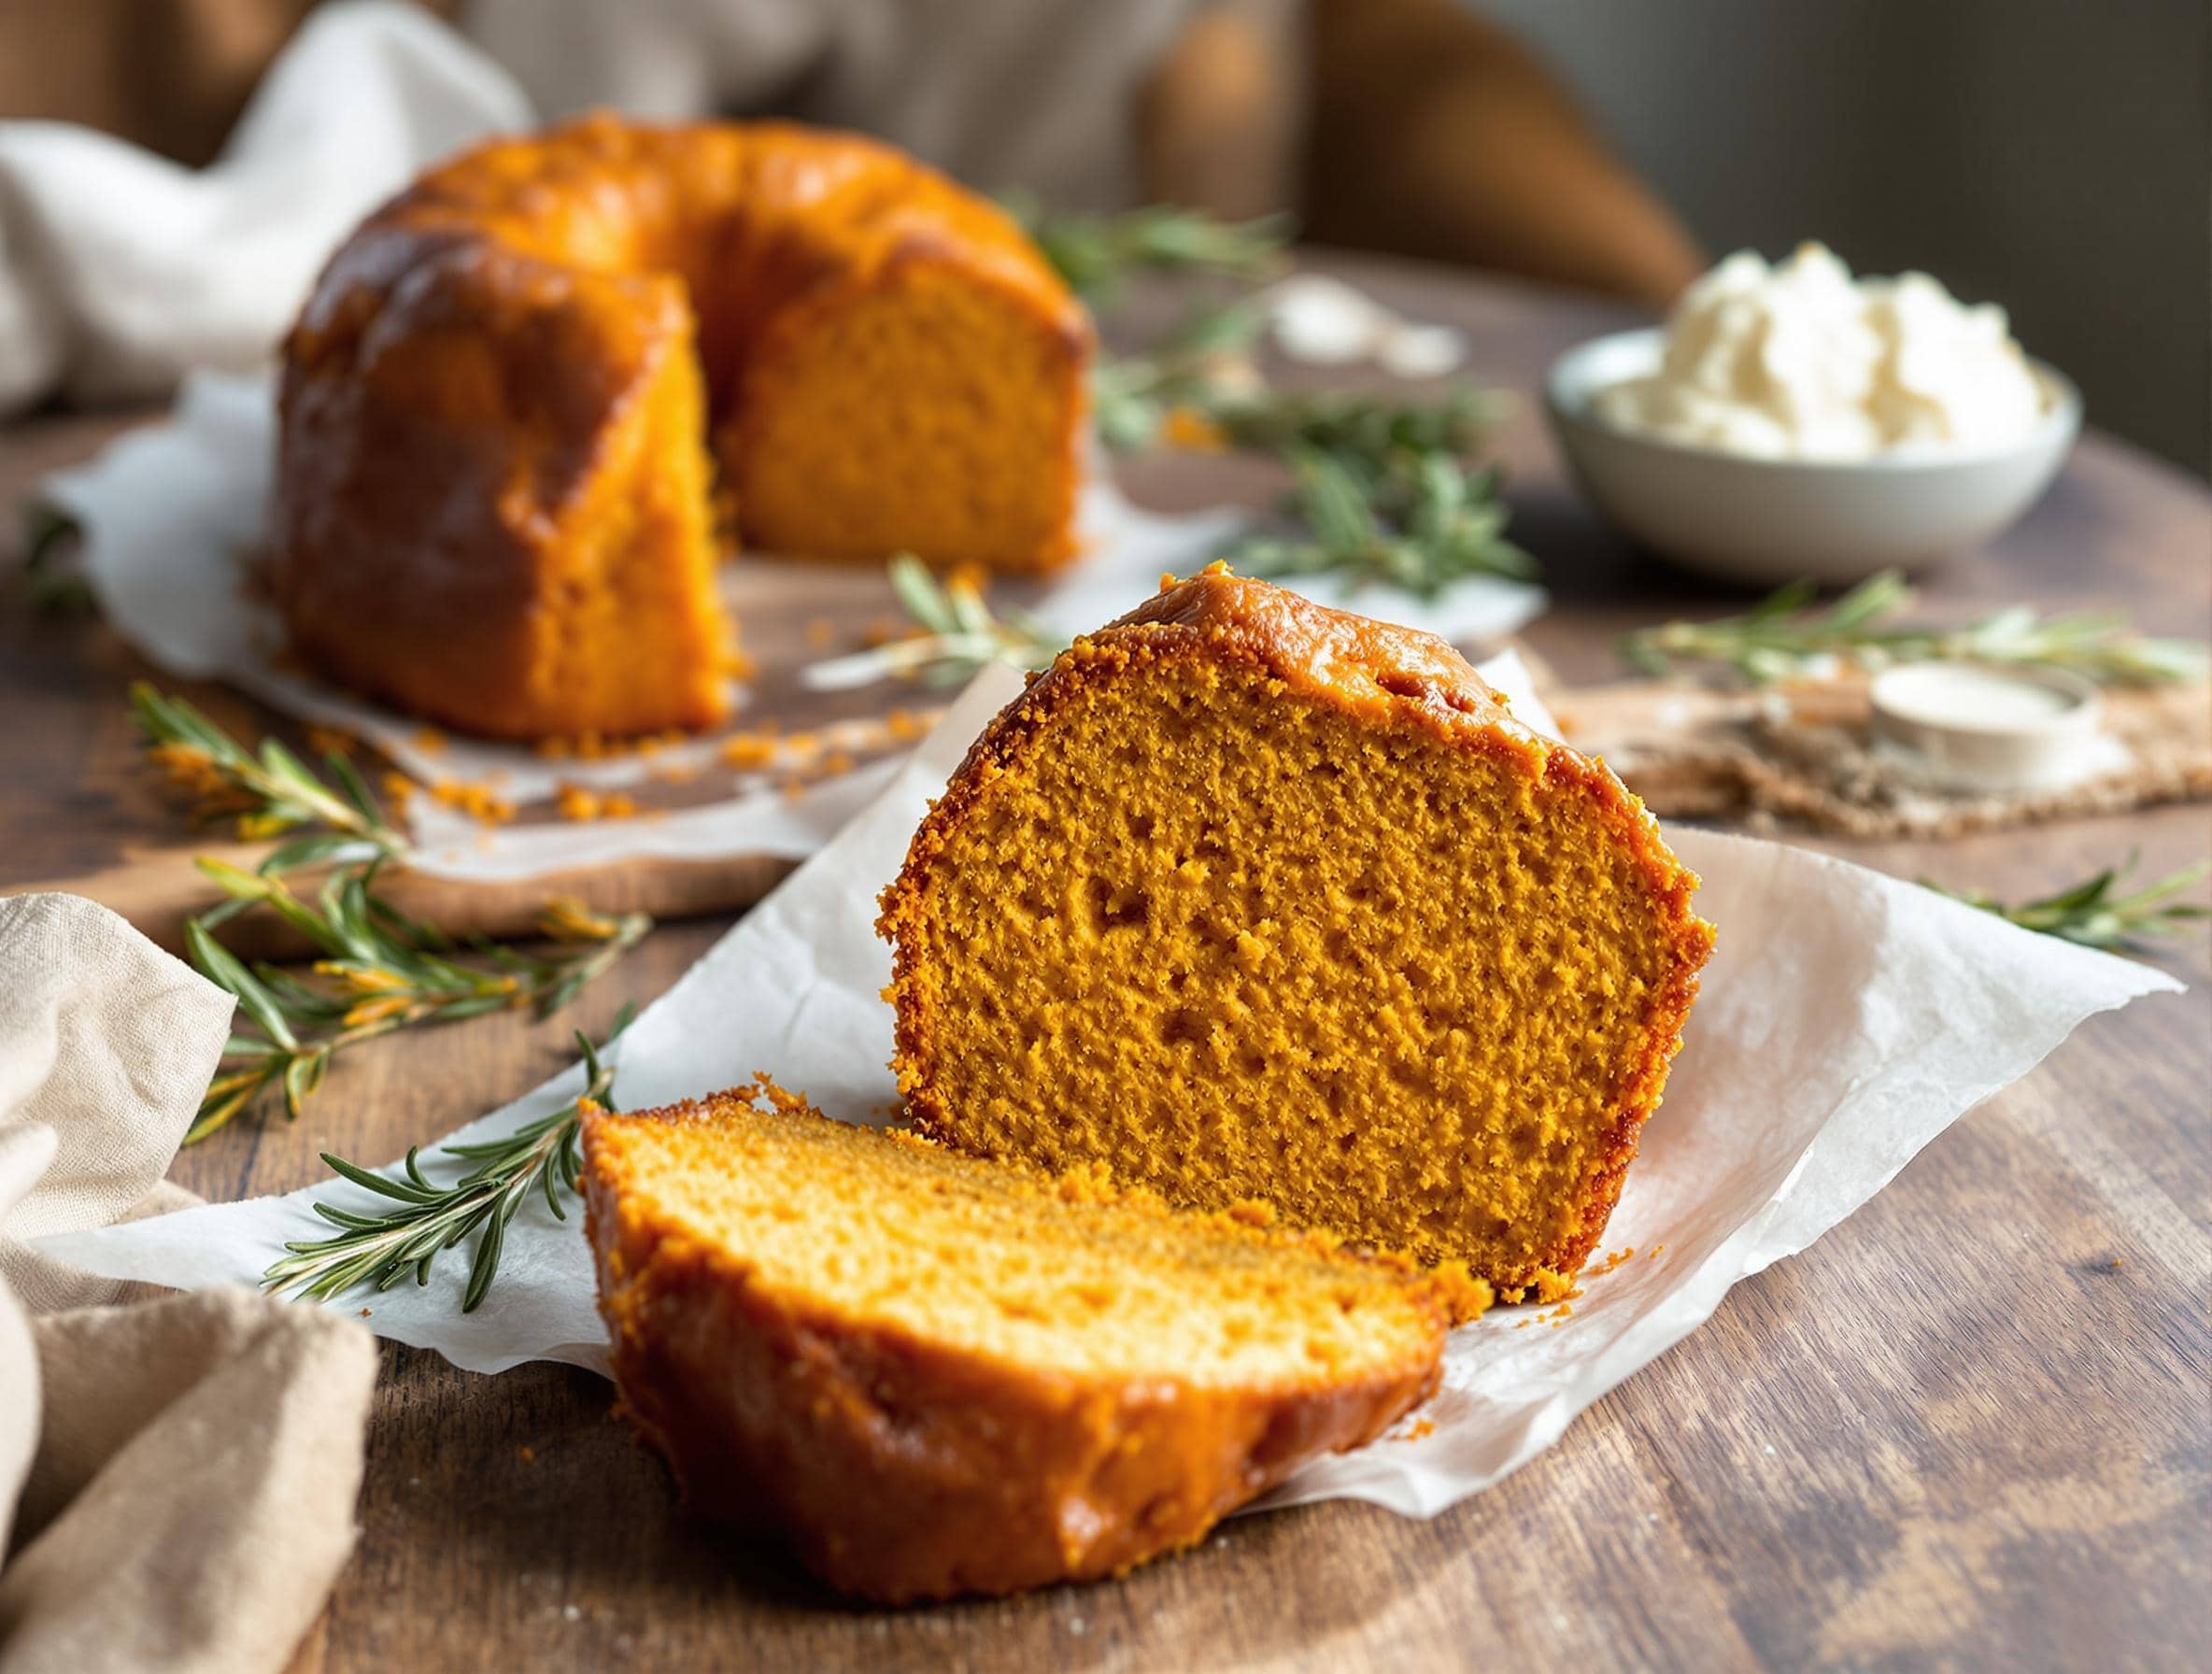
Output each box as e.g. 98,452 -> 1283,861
0,0 -> 2204,471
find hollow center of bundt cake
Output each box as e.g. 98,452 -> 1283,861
595,1095 -> 1439,1383
908,657 -> 1690,1290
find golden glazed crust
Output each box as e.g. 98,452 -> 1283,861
880,568 -> 1716,1297
276,114 -> 1091,740
580,1091 -> 1455,1603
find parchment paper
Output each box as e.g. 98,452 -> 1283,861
37,660 -> 2180,1517
44,370 -> 1547,881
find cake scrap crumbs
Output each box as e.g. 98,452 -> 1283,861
380,772 -> 417,815
305,724 -> 357,757
719,732 -> 777,769
556,783 -> 639,822
410,727 -> 447,754
430,777 -> 516,824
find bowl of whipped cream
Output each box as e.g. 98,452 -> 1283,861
1545,243 -> 2079,584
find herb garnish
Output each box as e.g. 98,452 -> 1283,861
134,685 -> 648,1140
1926,858 -> 2209,955
262,1010 -> 630,1312
803,555 -> 1068,690
1621,572 -> 2210,687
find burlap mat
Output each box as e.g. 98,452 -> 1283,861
1542,671 -> 2212,840
0,892 -> 376,1674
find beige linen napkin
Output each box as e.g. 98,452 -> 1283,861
0,892 -> 376,1674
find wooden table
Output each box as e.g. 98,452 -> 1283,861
3,252 -> 2208,1672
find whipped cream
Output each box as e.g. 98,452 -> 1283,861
1594,243 -> 2048,461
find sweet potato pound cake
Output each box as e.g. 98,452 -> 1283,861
881,569 -> 1715,1300
581,1084 -> 1478,1602
276,114 -> 1090,740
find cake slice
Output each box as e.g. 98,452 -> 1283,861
879,568 -> 1716,1301
580,1082 -> 1477,1602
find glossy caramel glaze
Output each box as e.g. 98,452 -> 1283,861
276,115 -> 1091,740
580,1086 -> 1461,1602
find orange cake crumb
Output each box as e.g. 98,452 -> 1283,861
580,1082 -> 1473,1602
718,732 -> 776,770
379,771 -> 417,816
428,777 -> 515,824
557,783 -> 640,822
880,571 -> 1714,1300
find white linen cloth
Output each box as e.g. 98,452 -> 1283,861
0,893 -> 377,1674
0,2 -> 528,418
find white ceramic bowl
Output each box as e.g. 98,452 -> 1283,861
1543,328 -> 2081,586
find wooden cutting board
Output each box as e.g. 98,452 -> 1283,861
15,559 -> 962,954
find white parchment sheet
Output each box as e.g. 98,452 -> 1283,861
40,661 -> 2180,1517
43,370 -> 1547,882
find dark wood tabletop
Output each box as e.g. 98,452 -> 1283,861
2,250 -> 2207,1673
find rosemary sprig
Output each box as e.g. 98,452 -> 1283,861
1231,444 -> 1535,597
132,685 -> 651,1140
1092,301 -> 1527,596
802,554 -> 1068,690
262,1008 -> 631,1312
133,682 -> 406,865
1092,301 -> 1269,450
1009,198 -> 1290,305
1925,858 -> 2210,954
21,500 -> 90,612
185,860 -> 648,1142
1621,572 -> 2211,687
1094,299 -> 1508,457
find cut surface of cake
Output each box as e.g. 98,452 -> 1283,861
880,568 -> 1716,1300
276,114 -> 1090,740
581,1082 -> 1476,1603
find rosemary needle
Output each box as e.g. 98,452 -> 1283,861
1925,858 -> 2210,956
132,683 -> 652,1140
263,1006 -> 632,1312
1621,572 -> 2209,688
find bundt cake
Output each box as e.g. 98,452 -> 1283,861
880,568 -> 1716,1300
276,115 -> 1091,740
580,1080 -> 1477,1603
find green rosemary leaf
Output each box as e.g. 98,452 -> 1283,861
323,748 -> 383,823
256,832 -> 364,876
888,552 -> 957,636
807,559 -> 1068,691
1923,858 -> 2211,954
263,1014 -> 628,1312
1009,197 -> 1290,305
321,1151 -> 444,1204
186,918 -> 299,1051
1622,572 -> 2210,687
21,500 -> 91,611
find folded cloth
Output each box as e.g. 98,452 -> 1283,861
0,1 -> 527,418
0,893 -> 377,1674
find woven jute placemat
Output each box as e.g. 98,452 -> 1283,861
1539,668 -> 2212,840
